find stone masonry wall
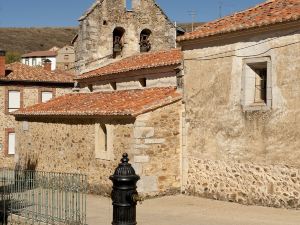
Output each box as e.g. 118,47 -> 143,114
15,101 -> 182,196
0,86 -> 72,168
187,159 -> 300,209
75,0 -> 176,73
132,101 -> 182,196
182,27 -> 300,208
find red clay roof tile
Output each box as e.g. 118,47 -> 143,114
177,0 -> 300,42
13,87 -> 182,117
77,49 -> 182,80
1,62 -> 74,84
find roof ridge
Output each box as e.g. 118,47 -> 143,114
178,0 -> 300,42
195,0 -> 284,32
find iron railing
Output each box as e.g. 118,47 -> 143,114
0,169 -> 87,225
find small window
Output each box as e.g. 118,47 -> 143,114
103,20 -> 108,25
139,78 -> 146,87
8,90 -> 21,112
8,132 -> 15,155
95,124 -> 113,160
111,82 -> 117,90
64,64 -> 69,70
64,55 -> 69,60
25,59 -> 29,65
242,57 -> 271,111
41,91 -> 53,103
32,58 -> 37,66
126,0 -> 132,11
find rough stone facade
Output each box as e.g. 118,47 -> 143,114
56,45 -> 75,72
74,0 -> 176,74
0,86 -> 72,168
181,24 -> 300,208
15,101 -> 182,196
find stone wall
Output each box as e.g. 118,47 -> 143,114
187,158 -> 300,209
181,25 -> 300,208
75,0 -> 176,74
0,86 -> 72,168
132,101 -> 182,196
15,101 -> 182,196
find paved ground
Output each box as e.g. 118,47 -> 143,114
87,195 -> 300,225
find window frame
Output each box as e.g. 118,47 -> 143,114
4,128 -> 15,156
241,57 -> 272,111
38,88 -> 56,103
95,123 -> 113,161
5,87 -> 24,115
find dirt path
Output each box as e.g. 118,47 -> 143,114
87,195 -> 300,225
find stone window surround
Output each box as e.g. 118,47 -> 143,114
95,123 -> 114,161
38,88 -> 56,104
4,128 -> 15,157
241,56 -> 272,111
4,87 -> 24,115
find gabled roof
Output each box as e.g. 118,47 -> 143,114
178,0 -> 300,42
22,51 -> 57,58
13,87 -> 182,117
0,62 -> 74,84
77,49 -> 182,80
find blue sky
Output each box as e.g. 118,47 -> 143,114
0,0 -> 264,27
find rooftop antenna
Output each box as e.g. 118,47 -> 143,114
219,1 -> 223,18
188,10 -> 197,32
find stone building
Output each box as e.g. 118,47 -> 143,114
14,49 -> 183,195
56,45 -> 75,72
0,50 -> 74,167
177,0 -> 300,208
73,0 -> 177,74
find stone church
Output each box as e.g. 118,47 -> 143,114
12,0 -> 300,209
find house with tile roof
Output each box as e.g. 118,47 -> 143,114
0,50 -> 74,167
21,46 -> 76,72
21,50 -> 57,71
13,46 -> 184,195
177,0 -> 300,208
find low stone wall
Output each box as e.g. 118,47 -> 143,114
186,158 -> 300,209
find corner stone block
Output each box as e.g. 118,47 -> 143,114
144,138 -> 166,144
132,163 -> 143,175
134,127 -> 154,139
137,176 -> 158,193
134,155 -> 150,163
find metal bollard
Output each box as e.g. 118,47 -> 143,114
110,153 -> 142,225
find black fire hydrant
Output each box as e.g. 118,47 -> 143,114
110,153 -> 142,225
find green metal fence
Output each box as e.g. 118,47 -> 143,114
0,169 -> 87,225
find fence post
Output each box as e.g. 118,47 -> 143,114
109,153 -> 142,225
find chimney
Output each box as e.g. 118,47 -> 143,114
43,59 -> 52,71
0,50 -> 6,77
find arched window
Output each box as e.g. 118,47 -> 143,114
113,27 -> 125,58
140,29 -> 152,52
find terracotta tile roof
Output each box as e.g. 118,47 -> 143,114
13,87 -> 182,117
77,49 -> 182,80
22,51 -> 57,58
177,0 -> 300,42
0,62 -> 74,84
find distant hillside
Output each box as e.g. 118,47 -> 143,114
0,27 -> 77,54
